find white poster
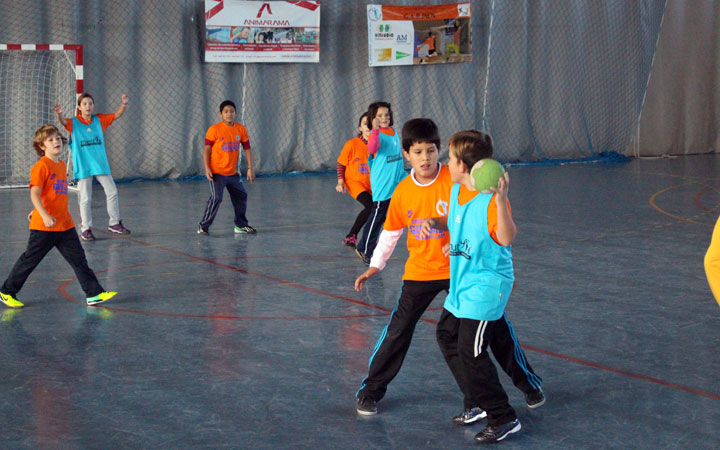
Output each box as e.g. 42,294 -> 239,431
205,1 -> 320,63
367,3 -> 471,67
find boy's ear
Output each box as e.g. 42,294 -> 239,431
401,147 -> 411,161
459,160 -> 469,174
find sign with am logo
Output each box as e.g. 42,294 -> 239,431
367,3 -> 471,67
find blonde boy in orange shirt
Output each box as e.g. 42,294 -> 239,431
353,118 -> 454,415
0,125 -> 116,309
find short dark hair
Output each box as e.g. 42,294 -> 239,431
357,112 -> 368,127
448,130 -> 494,169
367,101 -> 393,127
401,118 -> 440,151
219,100 -> 236,112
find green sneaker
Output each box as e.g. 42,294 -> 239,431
234,225 -> 257,234
0,292 -> 24,309
87,291 -> 117,305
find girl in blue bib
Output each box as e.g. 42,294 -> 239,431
54,93 -> 131,241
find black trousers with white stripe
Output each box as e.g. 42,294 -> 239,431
356,279 -> 449,402
356,199 -> 390,258
437,309 -> 540,426
198,173 -> 249,230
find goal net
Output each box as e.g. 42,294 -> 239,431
0,44 -> 82,188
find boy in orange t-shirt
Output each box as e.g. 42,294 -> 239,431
0,125 -> 116,309
197,100 -> 256,235
353,118 -> 453,416
336,113 -> 372,248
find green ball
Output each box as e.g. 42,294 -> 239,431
470,159 -> 505,193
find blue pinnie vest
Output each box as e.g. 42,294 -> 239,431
367,128 -> 406,201
70,116 -> 111,179
444,184 -> 514,321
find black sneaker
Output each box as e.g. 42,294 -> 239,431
474,419 -> 521,444
197,225 -> 209,235
525,388 -> 545,409
452,407 -> 487,425
356,397 -> 377,416
355,248 -> 370,265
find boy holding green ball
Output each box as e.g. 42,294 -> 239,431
422,130 -> 543,444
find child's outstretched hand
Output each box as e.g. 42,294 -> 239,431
53,104 -> 64,115
442,242 -> 450,258
121,94 -> 129,106
355,267 -> 379,291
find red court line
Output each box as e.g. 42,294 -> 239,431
81,230 -> 720,402
694,186 -> 716,212
520,344 -> 720,401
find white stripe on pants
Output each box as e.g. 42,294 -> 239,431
77,175 -> 120,231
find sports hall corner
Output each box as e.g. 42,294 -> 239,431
1,1 -> 719,449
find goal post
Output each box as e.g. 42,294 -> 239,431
0,44 -> 83,188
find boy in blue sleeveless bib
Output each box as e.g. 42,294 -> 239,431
421,131 -> 543,444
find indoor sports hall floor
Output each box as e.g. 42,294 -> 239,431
1,155 -> 719,449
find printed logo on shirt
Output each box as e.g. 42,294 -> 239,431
80,137 -> 102,147
236,135 -> 240,141
409,218 -> 446,241
455,214 -> 461,223
358,163 -> 369,175
407,209 -> 413,218
50,173 -> 56,180
387,154 -> 402,163
449,239 -> 471,259
221,142 -> 240,153
436,199 -> 448,216
53,179 -> 68,195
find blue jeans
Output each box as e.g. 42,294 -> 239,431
199,173 -> 249,230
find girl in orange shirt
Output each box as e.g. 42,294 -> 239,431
336,113 -> 372,248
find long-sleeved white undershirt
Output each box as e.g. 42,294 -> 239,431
369,228 -> 404,271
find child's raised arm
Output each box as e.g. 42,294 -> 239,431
53,104 -> 66,125
491,172 -> 516,246
114,94 -> 129,119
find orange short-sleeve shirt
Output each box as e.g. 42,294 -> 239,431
63,113 -> 115,134
338,136 -> 371,198
29,157 -> 74,231
457,184 -> 515,244
206,121 -> 250,176
384,164 -> 454,281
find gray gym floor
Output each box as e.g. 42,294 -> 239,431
1,155 -> 719,449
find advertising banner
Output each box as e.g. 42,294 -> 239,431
205,0 -> 320,63
367,3 -> 471,67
